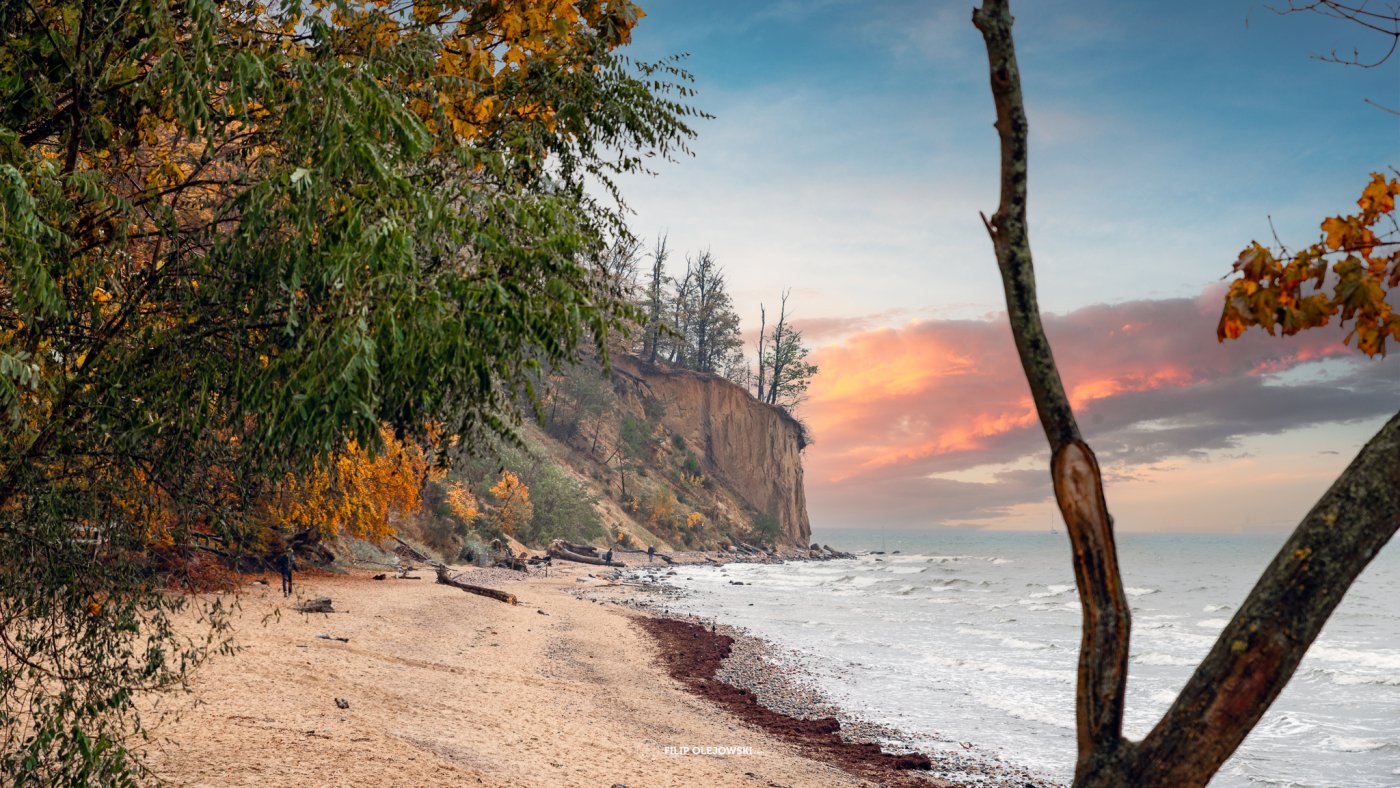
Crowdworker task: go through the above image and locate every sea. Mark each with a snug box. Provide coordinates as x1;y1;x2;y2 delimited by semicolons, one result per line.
654;529;1400;787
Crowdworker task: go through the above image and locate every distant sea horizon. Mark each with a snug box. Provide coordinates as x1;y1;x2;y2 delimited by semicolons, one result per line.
661;528;1400;787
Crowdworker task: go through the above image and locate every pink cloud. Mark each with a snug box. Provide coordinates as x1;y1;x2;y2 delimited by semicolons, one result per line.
799;289;1398;528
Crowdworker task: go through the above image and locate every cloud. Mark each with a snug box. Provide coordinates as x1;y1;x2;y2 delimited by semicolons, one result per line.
801;289;1400;528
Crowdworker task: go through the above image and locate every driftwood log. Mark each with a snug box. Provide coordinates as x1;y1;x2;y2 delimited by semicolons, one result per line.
549;542;624;567
615;547;675;565
435;566;517;605
492;556;528;572
295;597;335;613
392;535;434;564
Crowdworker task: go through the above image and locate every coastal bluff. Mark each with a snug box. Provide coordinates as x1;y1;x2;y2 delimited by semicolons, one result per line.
612;355;812;548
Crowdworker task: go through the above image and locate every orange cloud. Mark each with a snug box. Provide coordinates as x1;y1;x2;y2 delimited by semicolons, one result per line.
797;291;1394;529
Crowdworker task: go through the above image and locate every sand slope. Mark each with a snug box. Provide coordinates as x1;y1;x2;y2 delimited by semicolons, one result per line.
146;566;864;787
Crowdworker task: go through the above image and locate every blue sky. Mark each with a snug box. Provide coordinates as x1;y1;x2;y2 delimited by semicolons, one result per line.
614;1;1399;532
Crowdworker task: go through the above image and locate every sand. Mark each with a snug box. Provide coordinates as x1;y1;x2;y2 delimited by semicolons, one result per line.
144;562;869;787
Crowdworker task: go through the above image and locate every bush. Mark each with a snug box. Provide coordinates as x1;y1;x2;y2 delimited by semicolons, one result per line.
520;465;603;546
620;414;654;459
643;395;666;424
751;512;782;546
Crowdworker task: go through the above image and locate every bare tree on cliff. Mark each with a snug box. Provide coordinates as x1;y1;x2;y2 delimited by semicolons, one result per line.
970;3;1399;786
641;236;670;364
658;250;743;374
753;291;819;409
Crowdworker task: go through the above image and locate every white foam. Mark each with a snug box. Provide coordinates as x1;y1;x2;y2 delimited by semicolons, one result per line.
1308;644;1400;672
1203;604;1232;613
1029;584;1074;599
1197;618;1229;628
1256;712;1315;738
1124;587;1158;597
1323;735;1395;753
1133;652;1197;667
1001;636;1050;651
1149;689;1178;705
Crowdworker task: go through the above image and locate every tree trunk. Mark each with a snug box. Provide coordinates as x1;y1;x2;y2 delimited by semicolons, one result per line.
971;3;1400;786
435;567;518;605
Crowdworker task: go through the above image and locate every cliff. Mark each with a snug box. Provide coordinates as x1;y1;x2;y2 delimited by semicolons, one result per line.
519;354;812;550
609;356;812;548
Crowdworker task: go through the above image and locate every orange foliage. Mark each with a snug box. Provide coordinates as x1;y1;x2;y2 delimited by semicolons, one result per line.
267;426;429;541
1220;173;1400;356
444;480;480;523
488;470;533;536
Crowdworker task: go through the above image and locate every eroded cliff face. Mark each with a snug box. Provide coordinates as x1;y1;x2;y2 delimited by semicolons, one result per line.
611;356;812;548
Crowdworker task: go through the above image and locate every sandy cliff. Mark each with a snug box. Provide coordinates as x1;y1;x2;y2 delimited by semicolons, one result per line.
610;355;812;548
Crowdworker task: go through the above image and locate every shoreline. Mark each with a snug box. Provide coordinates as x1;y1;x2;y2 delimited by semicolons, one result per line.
143;550;1054;786
585;560;1060;788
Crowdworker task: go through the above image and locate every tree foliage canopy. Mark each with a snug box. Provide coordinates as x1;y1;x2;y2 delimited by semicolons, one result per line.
1219;172;1400;356
0;0;697;778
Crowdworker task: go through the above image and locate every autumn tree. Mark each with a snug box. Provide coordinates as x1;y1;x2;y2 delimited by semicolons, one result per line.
0;0;698;779
752;290;819;409
266;427;433;544
970;3;1398;786
488;470;534;537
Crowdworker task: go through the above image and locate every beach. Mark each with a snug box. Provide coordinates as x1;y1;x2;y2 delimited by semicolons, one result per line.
144;557;941;787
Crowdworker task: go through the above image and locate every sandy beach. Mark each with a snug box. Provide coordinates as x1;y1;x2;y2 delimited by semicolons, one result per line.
144;558;925;787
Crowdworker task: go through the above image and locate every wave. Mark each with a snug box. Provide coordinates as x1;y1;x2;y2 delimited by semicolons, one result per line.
1203;604;1232;613
1307;644;1400;672
1322;735;1400;754
1133;652;1197;667
1254;711;1315;739
1124;587;1158;597
1196;618;1230;628
1028;584;1075;599
1301;666;1400;687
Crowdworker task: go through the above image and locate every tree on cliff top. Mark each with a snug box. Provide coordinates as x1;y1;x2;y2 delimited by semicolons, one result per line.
751;289;819;409
0;0;698;778
970;2;1397;786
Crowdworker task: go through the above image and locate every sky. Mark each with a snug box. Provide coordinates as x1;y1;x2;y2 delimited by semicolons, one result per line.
612;0;1400;533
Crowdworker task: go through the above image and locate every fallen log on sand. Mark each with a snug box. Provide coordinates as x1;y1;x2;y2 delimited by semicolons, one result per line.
435;566;517;605
549;542;624;567
615;547;675;565
392;535;434;564
295;597;335;613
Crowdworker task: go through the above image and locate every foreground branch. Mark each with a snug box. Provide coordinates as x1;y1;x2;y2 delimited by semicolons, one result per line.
1133;411;1400;784
972;1;1131;779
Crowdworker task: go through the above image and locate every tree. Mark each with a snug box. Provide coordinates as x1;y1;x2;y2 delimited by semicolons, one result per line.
651;247;742;373
971;3;1399;786
754;290;819;408
488;470;533;538
641;235;670;363
266;427;433;543
0;0;698;778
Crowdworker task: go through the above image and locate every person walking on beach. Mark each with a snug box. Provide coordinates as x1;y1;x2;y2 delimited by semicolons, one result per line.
647;544;655;563
603;548;613;565
276;548;296;597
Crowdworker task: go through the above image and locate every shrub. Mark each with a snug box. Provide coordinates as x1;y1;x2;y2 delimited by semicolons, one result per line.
520;465;603;546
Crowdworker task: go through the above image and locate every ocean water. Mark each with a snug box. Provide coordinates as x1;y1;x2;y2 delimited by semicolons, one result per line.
655;529;1400;787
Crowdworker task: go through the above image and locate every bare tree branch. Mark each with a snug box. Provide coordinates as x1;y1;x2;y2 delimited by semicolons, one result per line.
972;3;1132;780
